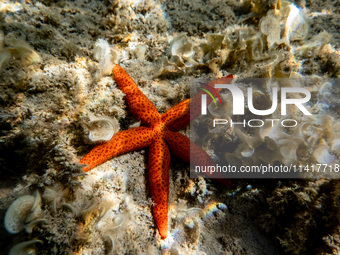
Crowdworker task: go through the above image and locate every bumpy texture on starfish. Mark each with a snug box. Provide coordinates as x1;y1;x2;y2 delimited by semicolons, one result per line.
80;64;233;239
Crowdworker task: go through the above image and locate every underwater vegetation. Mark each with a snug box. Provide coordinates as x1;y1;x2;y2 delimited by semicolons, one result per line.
0;0;339;254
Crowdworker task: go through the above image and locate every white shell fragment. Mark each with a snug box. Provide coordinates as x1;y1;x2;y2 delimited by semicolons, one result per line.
97;209;125;232
134;44;147;60
320;82;332;97
9;240;43;255
241;146;255;158
260;13;281;48
87;112;119;142
169;34;193;58
313;145;335;164
208;93;233;118
260;1;308;48
155;33;199;76
93;38;115;77
332;139;340;152
278;139;300;161
285;3;308;41
4;195;35;234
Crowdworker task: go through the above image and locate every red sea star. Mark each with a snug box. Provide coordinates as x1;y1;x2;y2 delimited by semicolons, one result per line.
80;64;233;239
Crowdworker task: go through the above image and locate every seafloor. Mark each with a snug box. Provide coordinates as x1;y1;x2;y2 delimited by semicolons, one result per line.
0;0;339;254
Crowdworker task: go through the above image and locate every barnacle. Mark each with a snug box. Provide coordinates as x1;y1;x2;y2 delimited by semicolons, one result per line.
169;33;194;59
225;25;252;51
132;44;148;61
258;113;339;168
9;240;43;255
225;126;283;166
87;112;119;142
4;195;35;234
156;21;286;77
4;192;42;234
260;1;308;48
222;25;271;71
156;34;197;77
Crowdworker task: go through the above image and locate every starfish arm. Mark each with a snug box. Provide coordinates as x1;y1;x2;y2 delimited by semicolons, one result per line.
164;130;233;187
112;64;161;127
164;130;196;163
148;136;170;239
80;127;154;172
161;75;234;132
